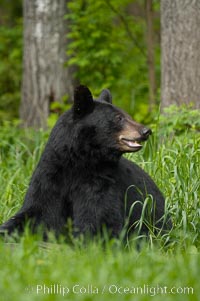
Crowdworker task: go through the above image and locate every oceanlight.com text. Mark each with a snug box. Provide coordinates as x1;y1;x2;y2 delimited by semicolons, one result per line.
25;283;194;296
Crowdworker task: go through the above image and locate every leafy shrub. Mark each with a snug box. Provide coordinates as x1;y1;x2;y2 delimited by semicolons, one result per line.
0;21;22;120
66;0;158;121
48;97;72;128
159;105;200;135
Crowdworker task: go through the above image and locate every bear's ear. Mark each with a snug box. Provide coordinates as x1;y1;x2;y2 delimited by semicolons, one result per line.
98;89;112;104
73;85;94;118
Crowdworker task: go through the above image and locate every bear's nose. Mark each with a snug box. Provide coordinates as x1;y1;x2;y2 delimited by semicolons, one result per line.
140;127;152;138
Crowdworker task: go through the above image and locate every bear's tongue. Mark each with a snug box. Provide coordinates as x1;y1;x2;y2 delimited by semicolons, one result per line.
122;139;141;148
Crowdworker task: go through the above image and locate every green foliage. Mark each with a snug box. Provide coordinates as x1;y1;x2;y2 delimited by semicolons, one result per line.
159;105;200;135
0;121;49;221
47;97;72;128
0;0;22;25
67;0;123;87
0;21;23;120
0;0;161;123
66;0;157;120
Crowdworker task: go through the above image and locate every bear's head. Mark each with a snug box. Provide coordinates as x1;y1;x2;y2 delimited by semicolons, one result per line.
70;85;152;164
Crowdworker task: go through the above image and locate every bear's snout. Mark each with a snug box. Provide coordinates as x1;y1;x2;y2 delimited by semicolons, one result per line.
139;127;152;140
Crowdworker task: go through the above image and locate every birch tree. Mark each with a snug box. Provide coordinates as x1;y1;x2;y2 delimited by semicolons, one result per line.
20;0;75;128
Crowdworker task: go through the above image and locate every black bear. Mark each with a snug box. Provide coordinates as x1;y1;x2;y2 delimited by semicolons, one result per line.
0;85;171;239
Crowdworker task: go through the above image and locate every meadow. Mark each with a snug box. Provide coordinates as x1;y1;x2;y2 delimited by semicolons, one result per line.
0;109;199;301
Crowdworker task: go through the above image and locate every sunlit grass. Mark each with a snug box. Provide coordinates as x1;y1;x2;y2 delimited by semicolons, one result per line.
127;131;200;248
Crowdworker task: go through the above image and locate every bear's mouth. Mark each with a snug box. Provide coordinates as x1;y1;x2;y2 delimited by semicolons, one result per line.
118;120;152;153
121;138;142;150
119;136;145;152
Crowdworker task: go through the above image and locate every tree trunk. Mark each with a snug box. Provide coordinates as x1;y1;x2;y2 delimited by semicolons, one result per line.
20;0;75;128
161;0;200;109
145;0;156;111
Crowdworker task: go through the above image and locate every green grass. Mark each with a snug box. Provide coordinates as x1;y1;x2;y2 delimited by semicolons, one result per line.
0;120;200;301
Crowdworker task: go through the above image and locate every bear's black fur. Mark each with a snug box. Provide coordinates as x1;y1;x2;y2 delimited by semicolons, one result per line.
0;85;171;239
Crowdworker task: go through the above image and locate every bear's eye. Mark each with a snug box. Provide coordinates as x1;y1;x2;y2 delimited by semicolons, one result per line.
116;114;124;123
